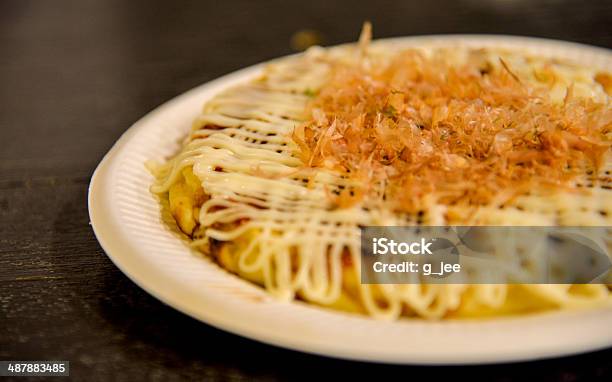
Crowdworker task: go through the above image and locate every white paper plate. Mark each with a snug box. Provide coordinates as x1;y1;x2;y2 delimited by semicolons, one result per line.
89;35;612;364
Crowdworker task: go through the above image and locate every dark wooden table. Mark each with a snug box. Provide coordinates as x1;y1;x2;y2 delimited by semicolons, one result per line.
1;0;611;380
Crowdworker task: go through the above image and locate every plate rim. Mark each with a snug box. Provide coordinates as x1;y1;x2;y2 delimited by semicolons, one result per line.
89;34;612;365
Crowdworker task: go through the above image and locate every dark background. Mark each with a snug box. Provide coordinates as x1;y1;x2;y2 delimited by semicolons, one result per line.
1;0;611;380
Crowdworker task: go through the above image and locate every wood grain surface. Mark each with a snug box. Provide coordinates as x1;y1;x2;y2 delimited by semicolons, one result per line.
0;1;611;380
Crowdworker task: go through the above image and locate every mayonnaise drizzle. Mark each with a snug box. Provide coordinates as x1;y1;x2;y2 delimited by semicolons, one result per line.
151;45;611;319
